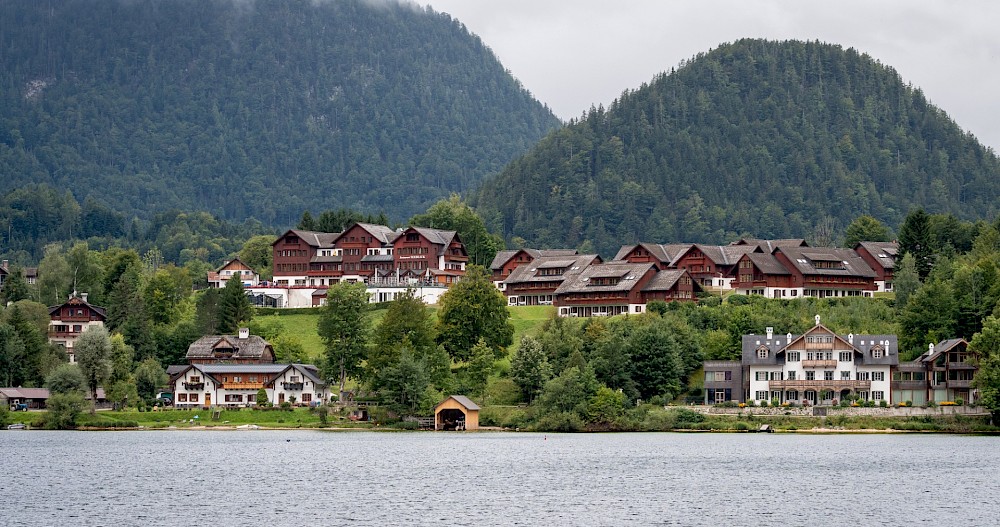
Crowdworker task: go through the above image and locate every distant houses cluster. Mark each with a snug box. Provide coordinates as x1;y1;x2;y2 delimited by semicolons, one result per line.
490;238;898;317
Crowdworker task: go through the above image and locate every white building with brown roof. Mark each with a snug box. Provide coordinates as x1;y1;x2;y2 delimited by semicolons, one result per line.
185;328;275;365
48;294;107;363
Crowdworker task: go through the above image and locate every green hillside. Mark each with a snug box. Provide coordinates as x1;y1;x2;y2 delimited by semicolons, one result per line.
0;0;559;227
474;39;1000;255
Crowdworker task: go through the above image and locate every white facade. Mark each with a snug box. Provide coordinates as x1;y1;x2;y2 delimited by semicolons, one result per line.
172;364;331;408
745;323;896;405
736;286;873;299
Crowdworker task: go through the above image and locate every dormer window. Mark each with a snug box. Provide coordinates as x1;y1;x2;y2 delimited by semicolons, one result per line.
757;346;769;359
871;345;884;359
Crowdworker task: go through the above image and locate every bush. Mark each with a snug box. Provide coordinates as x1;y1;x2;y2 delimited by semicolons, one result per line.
534;411;584;432
0;405;9;427
45;393;90;430
879;400;888;408
955;398;965;406
80;420;140;429
280;401;293;411
395;420;419;430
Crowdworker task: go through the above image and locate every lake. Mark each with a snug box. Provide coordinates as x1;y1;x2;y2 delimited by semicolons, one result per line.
1;430;997;526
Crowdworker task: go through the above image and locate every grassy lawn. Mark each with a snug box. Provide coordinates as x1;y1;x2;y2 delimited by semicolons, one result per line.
507;305;554;351
78;408;376;429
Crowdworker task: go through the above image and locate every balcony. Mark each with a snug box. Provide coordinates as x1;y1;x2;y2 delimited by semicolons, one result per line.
948;362;976;370
947;379;973;389
769;380;871;391
801;360;837;369
282;382;304;391
183;382;205;390
222;382;265;390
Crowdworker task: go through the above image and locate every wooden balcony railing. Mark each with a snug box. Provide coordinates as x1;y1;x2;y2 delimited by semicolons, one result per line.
801;360;837;369
183;382;205;390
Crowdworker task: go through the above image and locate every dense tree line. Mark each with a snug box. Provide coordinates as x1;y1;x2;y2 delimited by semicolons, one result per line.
0;0;559;228
475;39;1000;256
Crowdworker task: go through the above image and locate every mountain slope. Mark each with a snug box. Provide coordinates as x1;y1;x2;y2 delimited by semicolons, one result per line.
0;0;559;225
474;39;1000;256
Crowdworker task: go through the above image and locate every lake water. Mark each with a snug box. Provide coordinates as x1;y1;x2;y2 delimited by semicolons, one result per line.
1;430;997;526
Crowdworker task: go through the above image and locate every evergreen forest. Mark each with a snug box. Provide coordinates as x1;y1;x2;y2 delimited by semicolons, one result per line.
0;0;559;229
475;39;1000;256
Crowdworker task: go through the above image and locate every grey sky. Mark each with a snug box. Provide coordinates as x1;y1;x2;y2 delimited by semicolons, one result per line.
424;1;1000;151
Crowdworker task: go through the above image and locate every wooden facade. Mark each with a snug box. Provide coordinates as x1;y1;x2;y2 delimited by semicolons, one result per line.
48;295;107;363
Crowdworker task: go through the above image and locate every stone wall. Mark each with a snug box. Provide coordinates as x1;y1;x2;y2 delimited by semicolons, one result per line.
689;405;989;417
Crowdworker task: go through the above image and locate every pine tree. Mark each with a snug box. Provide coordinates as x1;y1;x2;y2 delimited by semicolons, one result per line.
216;274;252;334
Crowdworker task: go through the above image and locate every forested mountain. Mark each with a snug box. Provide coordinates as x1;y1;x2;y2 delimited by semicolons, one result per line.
474;39;1000;256
0;0;559;227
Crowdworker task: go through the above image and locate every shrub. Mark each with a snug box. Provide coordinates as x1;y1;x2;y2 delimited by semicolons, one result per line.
395;420;419;430
905;400;912;407
759;400;768;408
45;393;90;430
955;398;965;406
280;401;293;411
534;411;584;432
879;400;888;408
926;400;937;408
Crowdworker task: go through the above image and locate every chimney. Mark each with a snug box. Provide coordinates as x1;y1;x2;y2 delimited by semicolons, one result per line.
239;328;250;339
848;333;854;344
814;314;821;326
766;327;773;340
786;332;792;342
80;292;88;303
1;259;7;269
928;343;934;354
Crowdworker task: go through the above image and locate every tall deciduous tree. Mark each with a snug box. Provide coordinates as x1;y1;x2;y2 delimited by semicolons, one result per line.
409;194;503;267
318;281;369;398
436;265;513;361
1;265;31;305
377;348;429;415
369;289;438;381
134;358;168;402
844;215;891;247
217;274;252;334
238;235;275;279
893;253;920;309
75;326;112;408
45;363;86;395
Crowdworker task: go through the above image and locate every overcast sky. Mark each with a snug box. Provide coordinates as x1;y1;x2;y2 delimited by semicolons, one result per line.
424;1;1000;151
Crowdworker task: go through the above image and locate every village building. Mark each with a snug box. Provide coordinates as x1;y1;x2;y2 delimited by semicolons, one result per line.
391;226;467;285
732;246;878;298
271;229;340;287
184;328;276;365
0;260;37;288
502;253;601;306
894;339;977;405
743;317;897;405
170;362;330;408
553;262;698;317
854;241;899;292
703;361;744;405
490;248;579;288
671;244;758;290
207;258;260;289
333;222;399;283
47;294;107;363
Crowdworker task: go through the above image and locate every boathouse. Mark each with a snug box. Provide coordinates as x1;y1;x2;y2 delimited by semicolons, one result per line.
434;395;480;430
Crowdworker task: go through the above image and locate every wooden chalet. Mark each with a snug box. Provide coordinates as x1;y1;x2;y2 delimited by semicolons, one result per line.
730;238;809;252
854;241;899;293
392;227;467;284
207;258;259;289
502;253;601;306
732;246;877;299
333;222;398;280
554;262;697;317
271;229;340;287
48;294;107;363
672;244;757;289
912;339;976;405
490;248;579;284
185;328;276;364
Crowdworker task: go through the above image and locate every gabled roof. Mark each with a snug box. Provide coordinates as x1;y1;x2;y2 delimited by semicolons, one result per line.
216;258;256;273
642;269;689;292
613;243;692;265
731;238;809;253
490;250;521;270
48;296;108;319
185;335;274;361
503;254;599;286
335;222;398;245
490;248;579;271
688;244;757;267
746;252;792;275
436;395;480;411
555;261;655;294
776;246;877;278
272;229;340;248
920;338;970;362
855;241;899;270
742;323;898;366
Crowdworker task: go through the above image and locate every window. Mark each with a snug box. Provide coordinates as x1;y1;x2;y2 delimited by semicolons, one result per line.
189;394;199;402
755;391;768;401
839;352;852;362
787;371;796;380
290;376;300;383
857;371;870;381
225;394;243;402
177;393;188;402
249;375;257;382
858;391;870;401
824;371;834;381
190;376;201;383
872;391;884;401
302;393;312;402
787;352;800;362
769;371;782;381
871;345;884;359
806;352;814;361
757;346;768;359
755;371;768;381
840;371;851;380
714;372;727;382
806;371;816;381
872;371;885;382
233;376;242;383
